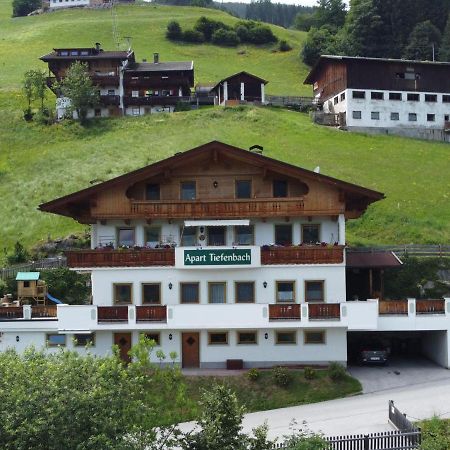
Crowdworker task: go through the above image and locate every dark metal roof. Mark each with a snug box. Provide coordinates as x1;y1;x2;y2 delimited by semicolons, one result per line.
126;61;194;72
211;71;268;91
346;251;403;268
40;49;133;62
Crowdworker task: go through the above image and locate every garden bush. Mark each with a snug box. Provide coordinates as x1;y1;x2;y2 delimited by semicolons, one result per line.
194;16;230;41
279;39;292;52
328;362;347;381
247;367;261;382
247;25;278;44
272;366;293;387
182;29;205;43
303;367;317;380
211;28;240;47
166;20;182;40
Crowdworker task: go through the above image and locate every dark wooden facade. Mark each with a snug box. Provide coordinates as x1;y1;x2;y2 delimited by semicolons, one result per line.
211;71;267;103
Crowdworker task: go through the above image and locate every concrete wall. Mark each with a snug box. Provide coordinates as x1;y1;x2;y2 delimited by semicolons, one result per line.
422;330;449;368
49;0;89;9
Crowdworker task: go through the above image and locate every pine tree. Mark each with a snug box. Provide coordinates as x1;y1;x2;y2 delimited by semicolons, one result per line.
439;14;450;61
403;20;441;60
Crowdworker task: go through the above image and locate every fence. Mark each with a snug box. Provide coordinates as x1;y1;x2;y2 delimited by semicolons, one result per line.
266;95;315;108
348;244;450;258
0;257;67;281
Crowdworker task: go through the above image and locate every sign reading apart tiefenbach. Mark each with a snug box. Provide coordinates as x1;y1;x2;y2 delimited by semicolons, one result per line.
184;249;251;266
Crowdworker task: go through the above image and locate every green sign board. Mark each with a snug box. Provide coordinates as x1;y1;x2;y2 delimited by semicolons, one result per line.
184;249;251;266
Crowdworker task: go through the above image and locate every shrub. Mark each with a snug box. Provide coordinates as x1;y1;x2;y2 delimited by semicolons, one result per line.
23;107;34;122
166;20;182;40
211;28;240;47
328;362;346;381
7;241;29;264
182;29;205;43
235;24;250;42
279;39;292;52
304;367;317;380
12;0;40;17
247;368;260;382
194;16;229;41
272;366;293;387
247;25;278;44
175;101;191;112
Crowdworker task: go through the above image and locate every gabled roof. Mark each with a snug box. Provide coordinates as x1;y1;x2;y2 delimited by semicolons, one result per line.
346;251;403;268
211;71;268;91
126;61;194;72
39;141;384;221
40;49;134;62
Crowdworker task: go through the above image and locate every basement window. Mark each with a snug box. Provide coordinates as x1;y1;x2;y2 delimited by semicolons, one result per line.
352;111;362;119
276;331;296;344
427;114;435;122
408;113;417;122
390;112;399;121
237;331;257;344
304;330;326;344
371;111;380;120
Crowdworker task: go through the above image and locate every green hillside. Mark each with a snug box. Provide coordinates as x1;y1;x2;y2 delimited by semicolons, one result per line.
0;2;449;260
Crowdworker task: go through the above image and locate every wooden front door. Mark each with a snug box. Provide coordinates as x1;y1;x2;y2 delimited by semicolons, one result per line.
182;332;200;368
114;332;132;363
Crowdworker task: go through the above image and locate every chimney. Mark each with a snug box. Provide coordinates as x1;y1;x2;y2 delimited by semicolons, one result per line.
249;144;263;154
95;42;101;52
153;53;159;64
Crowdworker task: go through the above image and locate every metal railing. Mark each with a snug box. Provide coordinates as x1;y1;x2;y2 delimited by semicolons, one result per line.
0;257;67;281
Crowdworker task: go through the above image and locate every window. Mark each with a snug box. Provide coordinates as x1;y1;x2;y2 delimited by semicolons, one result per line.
302;224;320;244
304;330;325;344
273;180;288;198
117;228;135;247
208;332;228;345
47;334;66;347
425;94;437;102
407;93;419;101
144;332;160;345
445;115;449;121
235;226;254;245
23;281;30;288
390;112;399;121
180;282;199;303
145;183;160;200
132;107;140;116
114;283;133;304
371;111;380;120
333;96;338;105
132;90;139;98
276;281;295;303
371;91;383;100
389;92;402;101
275;224;292;246
207;226;226;246
235;180;252;199
305;281;324;302
180;181;196;200
107;89;115;95
74;333;95;347
340;92;345;101
80;50;89;55
427;114;435;122
237;331;257;344
352;111;362;119
408;113;417;122
145;226;160;247
235;282;255;303
209;282;226;304
276;331;296;344
443;95;450;103
352;91;365;99
181;227;197;246
94;109;101;117
142;283;161;304
70;50;78;56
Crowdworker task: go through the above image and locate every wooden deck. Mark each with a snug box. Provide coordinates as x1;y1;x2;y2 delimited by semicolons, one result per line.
261;245;344;265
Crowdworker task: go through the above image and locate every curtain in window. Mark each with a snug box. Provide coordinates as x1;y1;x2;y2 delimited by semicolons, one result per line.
182;284;198;303
210;284;225;303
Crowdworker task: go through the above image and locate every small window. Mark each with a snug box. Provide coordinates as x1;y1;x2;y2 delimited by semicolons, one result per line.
145;183;160;200
276;281;295;303
333;96;338;105
132;107;140;116
181;181;196;200
408;113;417;122
235;282;255;303
47;334;66;347
276;331;296;344
371;92;383;100
94;109;101;117
114;283;133;304
352;111;362;119
235;225;254;245
389;92;402;101
181;227;197;246
371;111;380;120
209;282;226;304
352;91;365;99
80;50;89;55
340;92;345;101
207;226;226;246
273;180;288;198
425;94;437;102
302;224;320;244
208;332;228;345
304;330;325;344
145;226;160;247
74;333;95;347
443;95;450;103
142;283;161;304
117;228;135;247
70;50;78;56
427;114;435;122
407;93;419;101
23;281;30;288
305;281;324;302
144;332;160;345
132;90;139;98
275;224;292;246
235;180;252;199
59;50;68;55
107;89;115;95
390;112;399;121
445;115;449;121
180;282;199;303
237;331;257;344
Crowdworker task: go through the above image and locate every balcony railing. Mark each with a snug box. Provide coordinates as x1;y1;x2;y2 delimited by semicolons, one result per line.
124;96;191;107
100;95;120;106
0;307;23;320
416;299;445;314
31;306;57;319
66;249;175;268
98;306;129;323
269;304;301;320
91;74;120;86
379;300;408;315
136;305;167;322
130;198;304;218
261;245;344;265
308;303;340;320
124;78;191;88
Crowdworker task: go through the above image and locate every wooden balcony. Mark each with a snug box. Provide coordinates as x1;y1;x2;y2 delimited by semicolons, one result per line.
416;299;445;315
0;307;23;320
124;96;190;107
130;198;304;219
261;245;344;265
99;95;120;106
308;303;341;320
124;77;190;88
66;249;175;268
379;300;408;315
31;306;57;319
136;305;167;322
98;306;128;323
269;304;301;320
91;74;120;86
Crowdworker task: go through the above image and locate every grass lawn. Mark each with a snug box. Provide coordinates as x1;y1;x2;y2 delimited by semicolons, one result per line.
420;417;450;449
183;369;362;420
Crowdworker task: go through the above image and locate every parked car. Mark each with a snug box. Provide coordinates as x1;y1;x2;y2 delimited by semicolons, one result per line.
359;341;389;365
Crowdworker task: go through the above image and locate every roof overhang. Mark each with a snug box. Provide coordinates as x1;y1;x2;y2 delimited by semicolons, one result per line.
346;251;403;269
184;220;250;227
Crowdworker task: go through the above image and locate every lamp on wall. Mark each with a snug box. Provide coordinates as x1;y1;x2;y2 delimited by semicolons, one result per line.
263;281;267;288
213;181;218;188
169;333;173;340
16;336;19;342
168;282;173;290
264;333;268;340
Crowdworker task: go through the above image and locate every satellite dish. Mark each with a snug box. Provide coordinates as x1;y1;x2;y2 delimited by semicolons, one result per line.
313;166;320;173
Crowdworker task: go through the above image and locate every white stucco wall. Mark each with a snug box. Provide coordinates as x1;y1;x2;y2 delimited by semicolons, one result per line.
48;0;89;9
421;330;449;368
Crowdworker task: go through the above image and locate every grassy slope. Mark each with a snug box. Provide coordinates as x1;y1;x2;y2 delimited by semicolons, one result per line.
0;1;449;257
